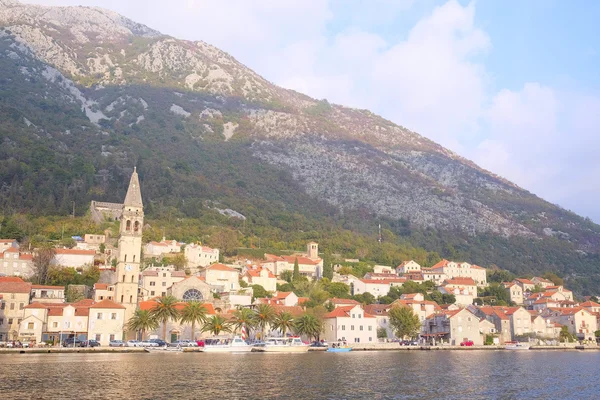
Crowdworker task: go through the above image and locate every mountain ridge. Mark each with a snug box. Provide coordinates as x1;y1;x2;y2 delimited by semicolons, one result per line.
1;0;600;293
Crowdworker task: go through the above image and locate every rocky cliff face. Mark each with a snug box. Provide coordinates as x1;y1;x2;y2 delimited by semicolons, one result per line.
1;0;599;253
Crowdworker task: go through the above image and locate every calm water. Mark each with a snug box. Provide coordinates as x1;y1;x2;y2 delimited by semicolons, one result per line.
0;351;598;399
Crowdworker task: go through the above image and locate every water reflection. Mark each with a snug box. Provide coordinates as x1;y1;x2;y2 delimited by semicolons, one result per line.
0;351;599;399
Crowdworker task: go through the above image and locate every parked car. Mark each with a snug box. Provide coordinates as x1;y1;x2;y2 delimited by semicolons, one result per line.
148;338;166;347
80;339;100;348
195;340;205;347
171;340;198;347
126;340;142;347
109;340;125;347
399;340;411;346
310;341;328;347
140;340;158;347
460;340;474;347
62;338;82;347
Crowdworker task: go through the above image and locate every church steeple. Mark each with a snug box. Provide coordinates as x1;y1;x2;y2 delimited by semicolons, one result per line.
123;167;143;208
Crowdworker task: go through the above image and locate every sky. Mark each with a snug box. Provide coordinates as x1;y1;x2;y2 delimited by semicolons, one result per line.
21;0;600;222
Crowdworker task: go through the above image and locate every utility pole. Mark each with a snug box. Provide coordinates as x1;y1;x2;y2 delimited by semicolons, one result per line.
72;201;75;218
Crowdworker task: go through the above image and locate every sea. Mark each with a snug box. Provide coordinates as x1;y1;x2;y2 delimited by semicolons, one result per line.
0;350;598;399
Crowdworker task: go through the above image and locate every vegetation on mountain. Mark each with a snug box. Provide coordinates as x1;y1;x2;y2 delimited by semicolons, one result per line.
0;2;600;296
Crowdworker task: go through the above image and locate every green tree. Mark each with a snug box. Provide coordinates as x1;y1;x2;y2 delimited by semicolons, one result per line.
326;282;350;298
377;327;388;339
180;301;209;341
542;272;564;287
201;315;232;336
255;304;276;339
292;258;300;281
280;270;293;283
231;307;257;336
251;284;270;300
126;309;159;340
150;295;180;341
272;311;295;337
388;306;421;339
32;246;56;285
171;253;188;271
352;292;376;305
66;286;84;302
322;252;333;280
559;326;574;343
294;313;323;341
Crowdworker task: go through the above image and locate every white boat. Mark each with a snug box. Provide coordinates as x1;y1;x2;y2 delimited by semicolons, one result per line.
252;337;310;353
202;336;252;353
504;342;530;350
144;346;185;353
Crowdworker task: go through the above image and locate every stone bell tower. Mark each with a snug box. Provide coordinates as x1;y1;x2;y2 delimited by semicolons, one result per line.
114;167;143;337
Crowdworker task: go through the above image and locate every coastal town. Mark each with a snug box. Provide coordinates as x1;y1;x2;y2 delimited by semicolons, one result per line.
1;170;598;351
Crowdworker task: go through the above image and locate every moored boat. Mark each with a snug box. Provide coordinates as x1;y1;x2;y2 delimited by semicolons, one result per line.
326;346;352;353
504;342;530;350
202;336;252;353
252;337;310;353
144;346;185;353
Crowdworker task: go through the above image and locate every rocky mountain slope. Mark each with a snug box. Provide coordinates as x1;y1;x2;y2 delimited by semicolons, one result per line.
1;0;600;291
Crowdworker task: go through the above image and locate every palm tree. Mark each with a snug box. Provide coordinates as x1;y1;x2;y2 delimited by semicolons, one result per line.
126;309;159;340
231;307;257;337
180;301;209;341
150;295;180;341
294;313;323;341
201;315;232;336
272;311;295;337
254;304;276;339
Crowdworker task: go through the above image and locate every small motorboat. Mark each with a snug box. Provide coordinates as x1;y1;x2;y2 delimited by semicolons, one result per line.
202;336;252;353
252;337;309;353
504;342;530;350
326;346;352;353
144;345;185;353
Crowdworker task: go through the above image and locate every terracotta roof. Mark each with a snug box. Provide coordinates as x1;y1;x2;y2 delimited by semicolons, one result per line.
297;297;309;305
324;306;355;318
364;304;391;316
32;284;64;290
90;299;126;309
206;263;237;272
245;268;276;278
444;277;477;286
515;278;534;285
360;278;406;284
431;259;450;268
580;301;600;307
471;264;485;270
330;298;360;305
280;256;320;265
55;248;96;255
0;239;16;243
142;270;159;276
94;283;109;290
272;305;304;317
273;291;294;299
5;247;19;253
171;271;186;277
0;280;32;293
0;276;26;282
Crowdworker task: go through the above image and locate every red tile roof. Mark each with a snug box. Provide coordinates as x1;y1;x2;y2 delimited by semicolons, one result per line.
330;298;360;305
206;263;237;272
0;280;32;293
94;283;109;290
245;268;276;278
0;277;26;282
444;277;477;286
32;285;64;290
90;299;126;309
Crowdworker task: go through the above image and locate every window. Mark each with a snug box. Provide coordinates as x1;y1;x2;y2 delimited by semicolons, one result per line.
97;313;103;320
10;303;14;310
8;318;13;325
19;303;24;310
183;289;203;302
368;326;372;331
162;292;166;296
0;318;3;325
53;322;58;328
95;334;101;341
358;314;362;319
162;282;166;287
150;282;156;286
129;296;133;303
351;325;354;331
65;322;70;328
131;276;135;283
163;273;167;278
110;334;115;341
111;313;117;320
151;291;155;296
352;314;355;319
28;322;34;329
369;337;372;342
341;325;345;331
330;325;334;331
360;326;363;331
354;338;360;343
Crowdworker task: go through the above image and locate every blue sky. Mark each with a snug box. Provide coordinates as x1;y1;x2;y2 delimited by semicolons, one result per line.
22;0;600;222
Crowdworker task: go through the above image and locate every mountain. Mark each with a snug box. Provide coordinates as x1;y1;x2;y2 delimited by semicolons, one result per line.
1;0;600;293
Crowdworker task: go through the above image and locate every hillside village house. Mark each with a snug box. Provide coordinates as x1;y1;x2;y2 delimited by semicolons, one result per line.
242;266;277;292
504;282;524;305
514;278;536;292
199;263;240;292
396;260;422;275
52;248;96;268
256;292;299;307
353;278;406;297
143;238;183;258
140;266;186;300
184;244;219;269
364;304;394;339
438;277;478;306
0;247;34;277
30;285;65;304
363;272;400;280
421;269;447;285
322;304;378;344
424;308;483;345
0;277;32;341
469;305;512;344
543;307;598;340
430;260;487;287
532;277;555;288
373;265;394;274
0;239;18;253
529;312;562;339
262;242;323;278
93;283;114;302
17;299;126;346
